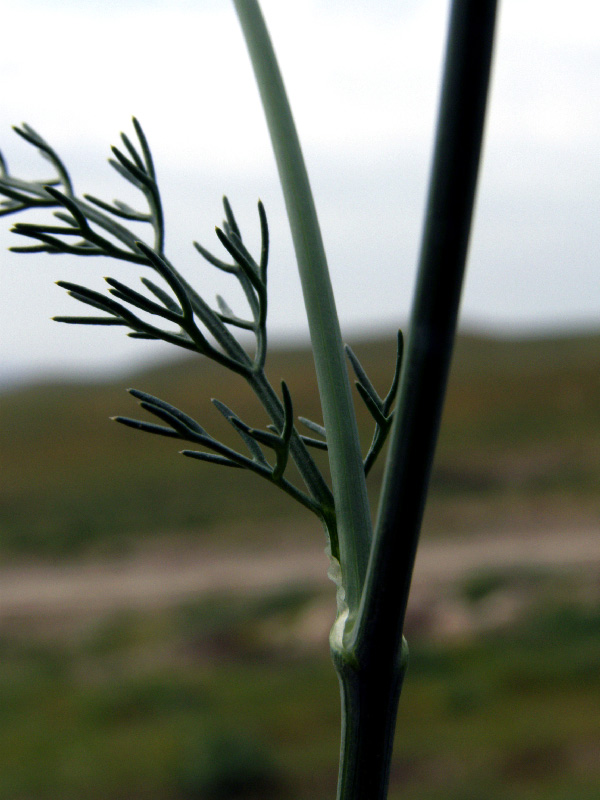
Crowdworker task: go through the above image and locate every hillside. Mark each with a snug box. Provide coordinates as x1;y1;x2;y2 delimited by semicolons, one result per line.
1;330;599;560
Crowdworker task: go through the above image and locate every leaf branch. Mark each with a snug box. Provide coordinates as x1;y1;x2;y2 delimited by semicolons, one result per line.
1;119;338;553
346;330;403;475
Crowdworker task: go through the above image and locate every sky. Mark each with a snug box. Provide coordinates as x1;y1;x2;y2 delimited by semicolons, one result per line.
1;0;599;387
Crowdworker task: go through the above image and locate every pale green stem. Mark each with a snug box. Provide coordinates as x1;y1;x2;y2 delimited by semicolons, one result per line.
233;0;372;613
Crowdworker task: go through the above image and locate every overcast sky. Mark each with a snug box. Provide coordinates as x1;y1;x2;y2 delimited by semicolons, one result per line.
1;0;599;386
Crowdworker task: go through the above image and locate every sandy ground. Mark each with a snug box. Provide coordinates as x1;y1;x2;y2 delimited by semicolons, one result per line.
1;524;598;626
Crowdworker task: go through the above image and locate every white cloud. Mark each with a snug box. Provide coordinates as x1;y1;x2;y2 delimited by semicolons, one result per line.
1;0;599;384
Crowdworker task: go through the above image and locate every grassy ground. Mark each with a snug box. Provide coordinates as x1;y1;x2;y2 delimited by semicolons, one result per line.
1;330;598;798
2;330;600;559
0;573;598;799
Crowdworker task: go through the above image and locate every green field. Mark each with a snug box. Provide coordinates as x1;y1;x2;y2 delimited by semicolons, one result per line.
2;330;600;558
1;577;598;799
1;330;599;799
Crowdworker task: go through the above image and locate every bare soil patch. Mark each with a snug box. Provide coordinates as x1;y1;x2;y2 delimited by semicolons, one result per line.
1;523;597;633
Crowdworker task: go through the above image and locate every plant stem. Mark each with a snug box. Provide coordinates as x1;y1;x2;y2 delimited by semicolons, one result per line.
332;637;409;800
337;1;498;798
233;0;372;612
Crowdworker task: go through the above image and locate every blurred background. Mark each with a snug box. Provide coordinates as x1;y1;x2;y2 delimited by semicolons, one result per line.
1;1;599;798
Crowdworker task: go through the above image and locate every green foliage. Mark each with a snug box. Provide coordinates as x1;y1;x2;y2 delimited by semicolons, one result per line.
172;728;282;800
0;592;597;799
461;570;510;605
0;118;410;571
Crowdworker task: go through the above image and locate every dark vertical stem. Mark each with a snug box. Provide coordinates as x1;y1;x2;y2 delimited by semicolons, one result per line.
333;640;409;800
363;0;498;654
336;2;498;798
